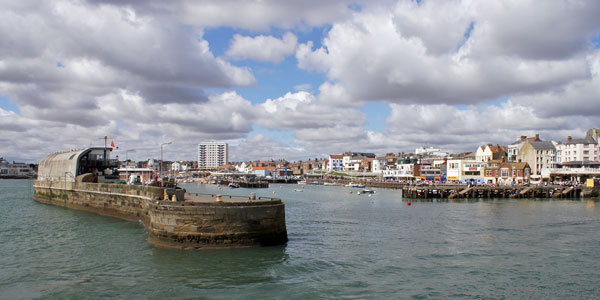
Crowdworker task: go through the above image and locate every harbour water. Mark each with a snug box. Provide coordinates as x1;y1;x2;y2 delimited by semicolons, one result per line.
2;179;600;299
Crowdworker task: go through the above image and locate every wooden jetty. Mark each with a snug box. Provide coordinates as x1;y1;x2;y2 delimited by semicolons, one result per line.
402;185;598;200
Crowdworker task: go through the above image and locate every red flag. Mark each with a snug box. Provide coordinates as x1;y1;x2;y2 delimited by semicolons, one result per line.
111;140;115;147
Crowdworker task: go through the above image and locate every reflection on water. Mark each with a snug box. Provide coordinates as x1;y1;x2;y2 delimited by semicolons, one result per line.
2;180;600;299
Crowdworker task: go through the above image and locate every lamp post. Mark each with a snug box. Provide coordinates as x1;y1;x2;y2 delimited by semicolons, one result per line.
160;142;172;182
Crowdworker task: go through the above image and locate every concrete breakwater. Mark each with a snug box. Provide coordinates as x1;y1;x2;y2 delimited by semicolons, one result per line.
33;180;287;249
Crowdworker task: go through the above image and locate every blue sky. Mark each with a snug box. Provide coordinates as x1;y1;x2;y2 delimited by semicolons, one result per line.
0;96;19;114
1;0;600;162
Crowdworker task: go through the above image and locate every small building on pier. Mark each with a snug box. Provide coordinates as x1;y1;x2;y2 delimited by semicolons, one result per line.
542;161;600;183
37;147;119;182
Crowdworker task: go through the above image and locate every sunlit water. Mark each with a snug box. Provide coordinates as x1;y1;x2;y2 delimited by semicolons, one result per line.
2;179;600;299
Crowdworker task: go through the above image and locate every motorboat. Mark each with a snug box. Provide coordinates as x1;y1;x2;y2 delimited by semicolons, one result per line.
228;183;240;189
361;189;375;194
345;182;365;188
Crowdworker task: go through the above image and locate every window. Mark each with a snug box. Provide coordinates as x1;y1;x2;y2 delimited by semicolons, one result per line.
501;168;509;178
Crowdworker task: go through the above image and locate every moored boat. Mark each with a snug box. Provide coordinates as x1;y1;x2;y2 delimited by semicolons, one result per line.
345;182;365;188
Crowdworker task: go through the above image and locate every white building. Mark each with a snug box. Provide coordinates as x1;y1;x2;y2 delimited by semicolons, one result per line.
372;156;387;174
446;159;486;184
236;162;250;173
198;142;228;168
0;161;35;177
555;136;599;163
415;146;449;157
327;155;344;172
171;161;190;172
342;155;361;171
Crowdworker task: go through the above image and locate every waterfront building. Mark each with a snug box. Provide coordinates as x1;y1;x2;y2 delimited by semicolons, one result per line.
198;142;228;169
461;160;486;184
0;160;36;178
314;158;327;171
218;164;236;172
360;157;373;172
446;159;462;183
555;136;599;163
251;166;269;177
382;163;416;180
37;147;119;182
342;152;375;171
418;163;445;182
586;128;600;145
372;156;386;174
117;167;156;184
507;134;541;162
327;154;344;172
235;161;250;173
475;144;507;162
496;162;531;184
542;160;600;183
517;141;556;178
483;160;502;183
446;159;486;184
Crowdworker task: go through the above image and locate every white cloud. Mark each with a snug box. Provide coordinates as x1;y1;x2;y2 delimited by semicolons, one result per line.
2;0;600;162
178;0;356;30
383;101;590;153
226;32;298;63
231;134;307;161
297;0;600;105
296;41;331;73
257;91;365;130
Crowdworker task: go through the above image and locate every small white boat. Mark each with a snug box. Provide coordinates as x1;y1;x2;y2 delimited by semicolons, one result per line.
293;189;304;192
323;182;337;186
345;182;365;188
361;189;375;194
297;181;308;184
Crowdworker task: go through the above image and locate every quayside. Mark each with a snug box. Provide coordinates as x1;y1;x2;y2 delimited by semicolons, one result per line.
33;147;287;249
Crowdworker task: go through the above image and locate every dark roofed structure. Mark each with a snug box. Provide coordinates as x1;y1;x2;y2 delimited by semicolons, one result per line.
529;141;556;151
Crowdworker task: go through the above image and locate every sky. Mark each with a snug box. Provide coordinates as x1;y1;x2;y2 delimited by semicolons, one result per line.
1;0;600;163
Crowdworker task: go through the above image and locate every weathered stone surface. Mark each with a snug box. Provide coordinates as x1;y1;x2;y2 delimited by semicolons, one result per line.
33;180;287;249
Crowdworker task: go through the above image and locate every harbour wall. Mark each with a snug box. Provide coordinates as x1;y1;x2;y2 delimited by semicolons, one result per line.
33;180;287;249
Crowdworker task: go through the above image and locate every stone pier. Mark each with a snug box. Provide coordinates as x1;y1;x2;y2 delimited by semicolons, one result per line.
33;181;287;249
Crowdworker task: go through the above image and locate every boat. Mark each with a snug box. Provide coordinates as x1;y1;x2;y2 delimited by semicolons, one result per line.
345;182;365;188
228;183;240;189
323;182;338;186
298;181;308;184
293;189;304;192
361;189;375;194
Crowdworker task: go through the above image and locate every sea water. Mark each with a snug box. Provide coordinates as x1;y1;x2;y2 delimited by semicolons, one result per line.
2;179;600;299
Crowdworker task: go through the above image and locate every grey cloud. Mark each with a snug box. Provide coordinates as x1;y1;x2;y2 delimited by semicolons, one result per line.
138;85;208;104
472;1;600;60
